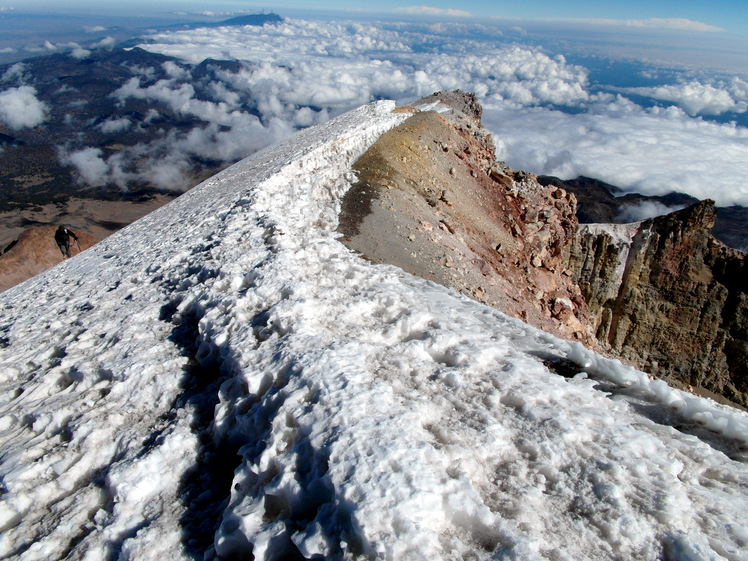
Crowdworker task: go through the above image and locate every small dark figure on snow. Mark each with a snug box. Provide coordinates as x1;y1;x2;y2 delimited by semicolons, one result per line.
54;226;79;258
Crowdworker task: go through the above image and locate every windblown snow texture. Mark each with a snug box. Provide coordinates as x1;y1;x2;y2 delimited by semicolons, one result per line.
0;100;747;561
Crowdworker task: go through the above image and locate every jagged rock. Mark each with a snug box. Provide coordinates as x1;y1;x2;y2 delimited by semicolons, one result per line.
338;91;594;347
551;297;574;321
567;200;748;406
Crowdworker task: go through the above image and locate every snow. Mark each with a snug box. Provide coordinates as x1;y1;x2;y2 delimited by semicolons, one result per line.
1;100;748;561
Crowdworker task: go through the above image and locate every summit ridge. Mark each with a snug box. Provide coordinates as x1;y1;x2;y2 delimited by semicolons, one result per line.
0;97;746;561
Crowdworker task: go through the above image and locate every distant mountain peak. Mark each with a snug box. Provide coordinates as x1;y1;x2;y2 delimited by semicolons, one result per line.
215;13;283;27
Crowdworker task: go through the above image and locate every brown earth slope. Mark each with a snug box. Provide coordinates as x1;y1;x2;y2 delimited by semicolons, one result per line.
339;91;595;347
0;194;176;293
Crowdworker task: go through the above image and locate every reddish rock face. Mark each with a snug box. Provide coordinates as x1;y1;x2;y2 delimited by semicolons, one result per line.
339;90;748;408
0;226;98;293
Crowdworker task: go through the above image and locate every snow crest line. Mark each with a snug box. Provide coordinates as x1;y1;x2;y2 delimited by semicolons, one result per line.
0;101;409;560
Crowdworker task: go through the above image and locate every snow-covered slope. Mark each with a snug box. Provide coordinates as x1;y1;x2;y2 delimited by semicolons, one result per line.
1;100;747;561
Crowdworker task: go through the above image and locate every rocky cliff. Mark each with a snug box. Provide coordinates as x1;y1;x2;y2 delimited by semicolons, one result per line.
339;91;748;408
569;201;748;406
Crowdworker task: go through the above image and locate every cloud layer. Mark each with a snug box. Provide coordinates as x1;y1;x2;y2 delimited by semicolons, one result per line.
396;6;472;18
130;19;748;205
50;18;748;205
544;17;723;33
484;99;748;206
623;78;748;116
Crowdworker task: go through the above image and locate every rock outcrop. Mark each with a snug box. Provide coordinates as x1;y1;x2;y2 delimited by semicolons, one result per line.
339;90;748;408
568;200;748;406
339;91;594;346
0;226;97;293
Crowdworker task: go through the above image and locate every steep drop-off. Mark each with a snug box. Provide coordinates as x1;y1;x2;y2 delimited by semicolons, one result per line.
339;91;748;407
339;92;592;346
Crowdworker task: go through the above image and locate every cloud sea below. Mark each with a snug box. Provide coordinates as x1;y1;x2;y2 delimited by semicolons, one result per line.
129;17;748;207
3;15;748;211
0;99;746;560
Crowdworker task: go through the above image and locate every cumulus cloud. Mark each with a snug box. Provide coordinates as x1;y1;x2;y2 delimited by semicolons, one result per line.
70;45;92;60
59;147;109;186
93;37;116;49
59;144;183;191
0;86;48;129
113;77;242;125
483;98;748;206
65;17;745;206
623;79;748;116
98;117;132;133
138;20;590;110
1;63;25;83
59;112;294;192
162;61;188;80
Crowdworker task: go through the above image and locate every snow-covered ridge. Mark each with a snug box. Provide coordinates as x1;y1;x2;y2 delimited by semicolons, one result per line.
1;101;747;560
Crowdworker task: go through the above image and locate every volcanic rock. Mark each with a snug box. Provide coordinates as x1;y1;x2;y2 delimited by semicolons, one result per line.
567;200;748;406
338;91;594;346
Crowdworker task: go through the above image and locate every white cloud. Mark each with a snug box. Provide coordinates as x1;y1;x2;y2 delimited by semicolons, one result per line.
616;201;687;222
138;21;589;110
71;45;92;60
542;17;723;33
113;77;242;125
59;108;295;191
84;25;107;33
1;62;25;83
162;61;187;80
623;79;748;116
484;97;748;206
396;6;472;18
125;65;157;80
0;86;48;129
104;18;748;205
98;117;132;133
94;36;116;49
59;147;109;186
626;18;723;32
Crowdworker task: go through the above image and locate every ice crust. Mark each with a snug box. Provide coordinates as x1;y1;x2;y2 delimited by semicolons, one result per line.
0;100;747;560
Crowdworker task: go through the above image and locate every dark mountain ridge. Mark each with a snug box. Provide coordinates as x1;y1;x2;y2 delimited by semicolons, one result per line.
538;175;748;252
0;46;281;219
